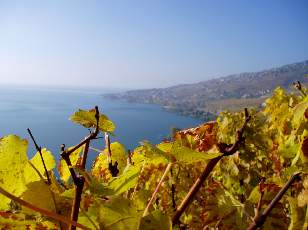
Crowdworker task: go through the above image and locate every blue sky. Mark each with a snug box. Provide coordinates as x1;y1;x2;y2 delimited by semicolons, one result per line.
0;0;307;88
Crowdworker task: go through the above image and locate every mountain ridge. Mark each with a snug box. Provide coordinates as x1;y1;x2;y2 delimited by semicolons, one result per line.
104;60;308;120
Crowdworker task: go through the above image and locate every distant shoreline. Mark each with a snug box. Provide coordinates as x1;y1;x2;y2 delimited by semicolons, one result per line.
103;59;308;120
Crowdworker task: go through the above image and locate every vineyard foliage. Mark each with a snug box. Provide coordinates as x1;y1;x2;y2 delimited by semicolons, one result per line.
0;85;307;229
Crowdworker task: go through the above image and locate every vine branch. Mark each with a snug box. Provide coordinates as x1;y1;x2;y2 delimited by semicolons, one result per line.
172;155;223;224
70;176;85;230
27;128;51;184
127;149;133;166
143;162;172;217
61;106;100;159
105;133;119;177
60;106;100;230
246;172;301;230
293;81;306;96
132;162;146;198
81;139;90;170
254;177;265;219
172;108;251;224
0;185;90;230
170;165;178;210
27;161;62;228
218;108;251;155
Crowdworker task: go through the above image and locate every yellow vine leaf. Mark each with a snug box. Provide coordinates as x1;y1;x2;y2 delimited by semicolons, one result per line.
21;180;56;213
0;135;29;210
140;210;172;230
92;142;127;180
70;108;115;133
98;196;140;230
24;148;56;183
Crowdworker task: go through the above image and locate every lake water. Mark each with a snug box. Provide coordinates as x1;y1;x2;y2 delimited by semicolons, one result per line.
0;86;202;167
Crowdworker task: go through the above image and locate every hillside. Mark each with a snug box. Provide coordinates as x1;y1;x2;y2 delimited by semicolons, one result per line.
105;60;308;120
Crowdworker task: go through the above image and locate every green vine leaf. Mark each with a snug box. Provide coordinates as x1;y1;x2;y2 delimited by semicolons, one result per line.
92;142;127;181
20;180;56;214
140;210;172;230
107;164;141;195
24;148;56;183
170;142;222;163
98;196;141;230
30;148;55;173
288;197;307;230
0;211;59;229
70;108;115;133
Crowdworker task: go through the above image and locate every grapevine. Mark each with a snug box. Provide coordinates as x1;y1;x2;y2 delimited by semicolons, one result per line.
0;82;307;229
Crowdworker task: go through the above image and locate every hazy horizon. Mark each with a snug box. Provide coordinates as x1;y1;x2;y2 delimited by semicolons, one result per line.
1;58;307;91
1;0;308;88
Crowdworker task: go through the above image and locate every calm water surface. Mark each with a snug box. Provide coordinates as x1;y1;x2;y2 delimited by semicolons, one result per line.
0;86;202;167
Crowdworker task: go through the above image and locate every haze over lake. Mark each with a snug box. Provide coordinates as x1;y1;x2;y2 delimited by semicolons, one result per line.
0;85;201;166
